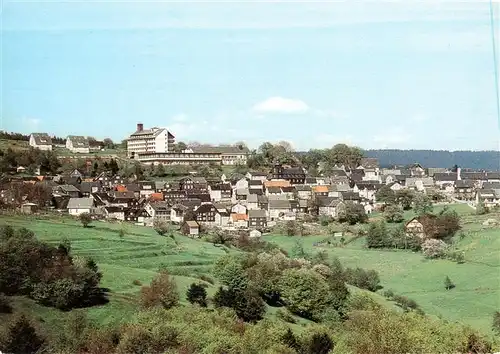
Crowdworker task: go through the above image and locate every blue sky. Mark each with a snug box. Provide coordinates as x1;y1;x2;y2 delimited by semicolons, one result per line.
1;1;499;150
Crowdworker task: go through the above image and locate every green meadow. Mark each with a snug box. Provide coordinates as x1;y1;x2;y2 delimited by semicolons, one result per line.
1;202;498;335
267;203;500;334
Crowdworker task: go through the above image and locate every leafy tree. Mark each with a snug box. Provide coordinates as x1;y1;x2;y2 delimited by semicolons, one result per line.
444;276;455;290
291;239;308;259
337;202;367;225
279;268;341;320
103;138;114;149
366;221;389;248
213;255;248;291
1;314;44;354
413;194;433;215
108;158;119;175
476;200;489;215
79;213;92;228
344;267;381;292
421;239;448;258
492;311;500;334
395;189;415;210
383;204;404;223
328;143;363;169
140;270;179;309
212;287;265;322
305;332;334;354
281;328;301;352
375;185;396;204
186;283;207;307
153;218;170;236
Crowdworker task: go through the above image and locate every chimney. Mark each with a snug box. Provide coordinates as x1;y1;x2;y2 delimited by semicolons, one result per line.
457;167;461;180
137;123;144;132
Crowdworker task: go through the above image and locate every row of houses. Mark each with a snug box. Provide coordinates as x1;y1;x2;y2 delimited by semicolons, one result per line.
30;133;91;153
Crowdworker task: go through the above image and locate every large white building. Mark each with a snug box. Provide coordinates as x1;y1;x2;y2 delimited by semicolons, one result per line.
66;135;90;153
127;123;176;158
29;133;53;151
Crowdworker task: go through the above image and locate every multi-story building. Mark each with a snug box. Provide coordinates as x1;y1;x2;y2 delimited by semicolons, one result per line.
127;123;175;158
66;136;90;153
29;133;53;151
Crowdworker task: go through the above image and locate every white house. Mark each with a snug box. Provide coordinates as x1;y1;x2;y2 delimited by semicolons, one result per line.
66;136;90;153
29;133;52;151
67;197;94;216
126;123;176;158
231;203;247;215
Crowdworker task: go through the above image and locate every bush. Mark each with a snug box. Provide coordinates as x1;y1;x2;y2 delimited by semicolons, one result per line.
79;213;92;228
304;332;334;354
421;239;448;258
476;201;489;215
383;204;404;223
492;311;500;334
383;289;394;299
338;202;368;225
444;276;455;290
213;287;266;323
186;283;207;307
0;294;12;313
132;279;142;286
116;323;179;354
153;218;171;236
198;274;214;285
392;294;420;312
344;267;381;292
0;314;44;354
140;270;179;309
319;215;333;226
276;309;297;323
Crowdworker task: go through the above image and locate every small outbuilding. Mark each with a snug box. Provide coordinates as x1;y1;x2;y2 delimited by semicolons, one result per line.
181;220;200;237
249;229;262;238
20;202;38;214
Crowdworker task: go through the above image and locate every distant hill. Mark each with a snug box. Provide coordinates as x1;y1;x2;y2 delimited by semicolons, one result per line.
363;150;500;170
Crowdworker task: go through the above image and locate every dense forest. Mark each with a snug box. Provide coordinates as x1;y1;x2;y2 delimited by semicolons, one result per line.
363;150;500;170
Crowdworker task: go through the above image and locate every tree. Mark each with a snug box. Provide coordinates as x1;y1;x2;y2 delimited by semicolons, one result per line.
492;311;500;334
213;255;248;291
79;213;92;228
278;268;340;320
366;221;389;248
421;239;448;258
291;239;308;259
305;333;334;354
337;202;367;225
344;268;381;292
328;144;363;169
383;204;404;223
375;185;396;204
476;200;489;215
103;138;114;149
140;270;179;309
413;194;433;215
444;276;455;290
186;283;207;307
108;159;119;175
154;164;166;177
277;140;294;153
1;315;44;354
395;189;415;210
153;218;170;236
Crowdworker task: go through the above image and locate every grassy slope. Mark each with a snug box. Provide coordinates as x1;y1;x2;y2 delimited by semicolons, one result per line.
267;203;500;334
0;215;234;326
0;139;29;151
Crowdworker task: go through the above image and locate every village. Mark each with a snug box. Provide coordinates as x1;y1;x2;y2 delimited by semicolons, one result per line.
2;125;498;238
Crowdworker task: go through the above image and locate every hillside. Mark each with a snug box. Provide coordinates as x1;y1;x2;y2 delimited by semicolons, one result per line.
364;149;500;170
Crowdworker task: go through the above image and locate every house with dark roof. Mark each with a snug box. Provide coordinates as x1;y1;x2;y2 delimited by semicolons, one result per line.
53;184;81;198
317;197;344;218
294;185;312;200
358;158;380;181
66;136;90;153
195;203;230;227
248;209;267;229
78;181;102;197
454;180;475;200
434;172;458;187
190;145;250;165
247;193;259;210
179;176;208;191
270;163;306;184
29;133;52;151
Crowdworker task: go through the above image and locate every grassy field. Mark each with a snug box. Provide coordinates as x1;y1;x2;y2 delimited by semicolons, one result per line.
267;203;500;334
0;139;29;151
0;215;234;327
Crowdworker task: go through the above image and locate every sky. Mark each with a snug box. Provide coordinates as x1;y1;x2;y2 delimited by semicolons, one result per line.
1;0;500;151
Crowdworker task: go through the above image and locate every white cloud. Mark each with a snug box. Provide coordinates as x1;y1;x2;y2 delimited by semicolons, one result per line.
252;97;310;114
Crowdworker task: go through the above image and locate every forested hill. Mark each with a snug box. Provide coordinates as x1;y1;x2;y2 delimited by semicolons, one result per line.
363;150;500;170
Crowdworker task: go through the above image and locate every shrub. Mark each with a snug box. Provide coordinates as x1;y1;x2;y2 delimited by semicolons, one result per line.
338;202;368;225
186;283;207;307
304;332;334;354
79;213;92;228
0;294;12;313
492;311;500;334
153;218;170;236
392;294;420;312
276;309;297;323
132;279;142;286
318;215;333;226
421;239;448;258
281;328;301;352
0;314;44;354
383;289;394;299
198;274;214;285
213;287;266;323
444;276;455;290
366;221;389;248
116;323;179;354
213;254;248;291
383;204;404;223
476;200;489;215
140;270;179;309
344;267;381;292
